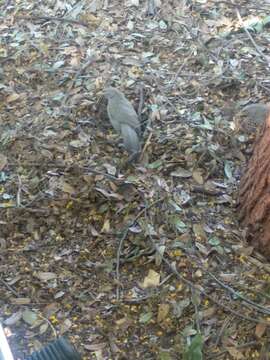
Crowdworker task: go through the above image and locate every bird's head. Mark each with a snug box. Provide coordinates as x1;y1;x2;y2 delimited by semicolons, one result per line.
104;87;123;101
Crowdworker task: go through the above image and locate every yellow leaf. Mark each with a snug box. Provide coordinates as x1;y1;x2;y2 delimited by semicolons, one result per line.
61;182;76;194
6;93;21;103
141;269;160;288
192;170;204;185
225;346;244;359
157;303;170;323
101;219;110;233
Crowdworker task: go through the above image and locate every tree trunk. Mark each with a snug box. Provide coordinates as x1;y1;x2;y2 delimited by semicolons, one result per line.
238;112;270;258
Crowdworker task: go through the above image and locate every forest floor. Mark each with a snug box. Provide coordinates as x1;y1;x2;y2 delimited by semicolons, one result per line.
1;1;270;359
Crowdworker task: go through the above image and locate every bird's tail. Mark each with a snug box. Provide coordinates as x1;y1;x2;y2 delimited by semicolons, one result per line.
121;124;141;156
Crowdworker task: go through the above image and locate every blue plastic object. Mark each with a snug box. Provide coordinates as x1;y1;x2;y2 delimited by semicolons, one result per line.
25;337;81;360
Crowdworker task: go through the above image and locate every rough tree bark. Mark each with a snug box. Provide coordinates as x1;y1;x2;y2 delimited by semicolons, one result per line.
238;112;270;258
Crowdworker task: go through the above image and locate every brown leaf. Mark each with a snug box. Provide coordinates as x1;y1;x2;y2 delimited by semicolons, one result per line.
157;303;170;323
0;153;7;171
4;311;22;326
255;323;267;338
225;346;244;359
95;187;123;200
42;303;60;318
171;167;192;178
35;272;57;281
10;298;31;305
61;181;76;195
59;319;72;334
193;223;207;241
6;93;21;103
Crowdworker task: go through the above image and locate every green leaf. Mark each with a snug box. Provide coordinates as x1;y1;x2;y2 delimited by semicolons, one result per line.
158;351;172;360
198;118;213;130
253;22;263;33
52;60;65;70
214;245;225;255
22;310;38;326
262;16;270;27
224;161;233;181
168;199;182;212
139;311;153;324
170;216;187;233
183;334;203;360
147;159;163;169
208;237;220;246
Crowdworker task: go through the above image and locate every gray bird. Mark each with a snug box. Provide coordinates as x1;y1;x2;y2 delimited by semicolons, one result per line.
239;103;269;133
104;87;141;159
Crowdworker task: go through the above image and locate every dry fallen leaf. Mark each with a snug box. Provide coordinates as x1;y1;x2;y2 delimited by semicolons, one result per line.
101;219;110;233
4;311;22;326
255;323;267;338
61;181;76;195
0;153;7;170
10;298;31;305
35;272;57;281
192;170;204;185
193;223;207;241
6;92;21;103
22;309;38;326
157;303;170;323
225;346;244;359
141;269;160;288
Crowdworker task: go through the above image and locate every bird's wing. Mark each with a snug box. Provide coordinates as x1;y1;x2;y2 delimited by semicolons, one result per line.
117;99;141;132
107;103;121;133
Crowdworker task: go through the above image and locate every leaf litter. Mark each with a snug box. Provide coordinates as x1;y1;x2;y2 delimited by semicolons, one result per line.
0;0;270;359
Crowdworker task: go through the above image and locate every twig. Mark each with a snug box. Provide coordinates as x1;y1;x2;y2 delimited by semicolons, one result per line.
137;83;145;122
0;277;20;297
82;166;128;182
143;203;270;325
234;7;270;67
0;50;19;64
210;0;270;12
140;131;153;160
63;55;97;105
67;56;97;92
16;175;22;207
16;15;88;28
146;0;158;16
38;313;57;338
207;271;270;316
62;55;96;106
122;294;154;304
190;185;224;196
208;341;260;359
214;316;232;347
0;206;49;213
159;273;174;286
52;163;130;183
115;197;165;300
148;75;182;116
236;341;260;349
152;240;269;324
168;51;193;87
191;286;201;333
116;228;129;300
94;328;117;360
240;283;270;301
